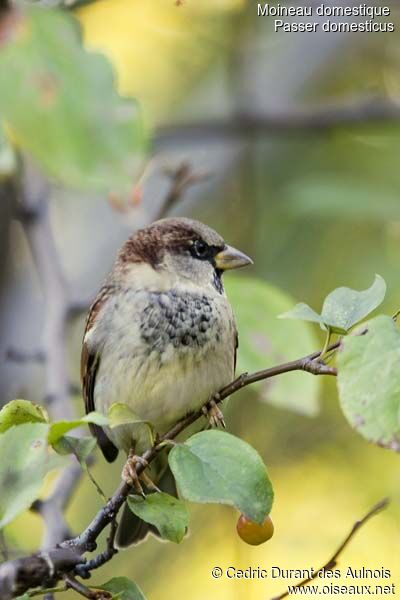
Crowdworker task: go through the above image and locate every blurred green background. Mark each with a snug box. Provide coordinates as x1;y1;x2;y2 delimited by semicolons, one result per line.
2;0;400;598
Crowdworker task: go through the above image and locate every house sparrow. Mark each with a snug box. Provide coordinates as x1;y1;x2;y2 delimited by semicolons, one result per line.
81;217;252;546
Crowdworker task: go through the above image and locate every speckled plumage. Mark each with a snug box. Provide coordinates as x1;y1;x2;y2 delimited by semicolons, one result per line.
139;290;218;351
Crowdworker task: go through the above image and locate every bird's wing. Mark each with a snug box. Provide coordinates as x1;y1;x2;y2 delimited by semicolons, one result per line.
233;327;238;374
81;286;119;463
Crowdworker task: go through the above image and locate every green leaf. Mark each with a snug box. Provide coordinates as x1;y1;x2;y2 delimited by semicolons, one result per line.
97;577;146;600
337;315;400;451
127;492;188;543
48;411;108;445
52;435;105;499
169;430;273;524
108;403;151;429
321;275;386;333
278;302;325;326
107;403;154;445
52;435;96;464
0;399;48;433
0;8;144;192
279;275;386;334
0;423;65;528
225;275;320;415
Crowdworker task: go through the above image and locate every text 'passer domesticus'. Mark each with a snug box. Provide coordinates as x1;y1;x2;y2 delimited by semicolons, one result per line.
81;217;252;546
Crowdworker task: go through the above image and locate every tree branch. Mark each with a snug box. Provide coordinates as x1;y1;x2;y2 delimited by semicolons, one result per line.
270;498;390;600
0;347;336;597
3;347;46;364
157;162;209;219
18;163;72;421
13;163;85;563
75;516;118;578
63;574;110;600
0;548;82;600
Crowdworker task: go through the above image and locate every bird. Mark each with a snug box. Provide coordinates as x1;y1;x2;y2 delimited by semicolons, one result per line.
81;216;252;547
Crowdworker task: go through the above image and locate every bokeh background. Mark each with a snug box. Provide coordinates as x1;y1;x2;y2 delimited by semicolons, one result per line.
2;0;400;598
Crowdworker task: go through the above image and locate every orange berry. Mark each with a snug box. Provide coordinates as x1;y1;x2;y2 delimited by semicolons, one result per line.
236;514;274;545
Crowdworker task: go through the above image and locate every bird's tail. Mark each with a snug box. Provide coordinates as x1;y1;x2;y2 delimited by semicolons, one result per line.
115;459;178;548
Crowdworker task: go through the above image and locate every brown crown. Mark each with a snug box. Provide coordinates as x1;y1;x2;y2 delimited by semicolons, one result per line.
117;217;225;267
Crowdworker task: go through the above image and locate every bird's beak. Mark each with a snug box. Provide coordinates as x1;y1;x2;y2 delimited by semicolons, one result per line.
214;244;253;271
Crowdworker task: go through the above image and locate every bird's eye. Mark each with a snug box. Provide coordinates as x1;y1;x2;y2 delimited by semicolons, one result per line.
192;240;209;259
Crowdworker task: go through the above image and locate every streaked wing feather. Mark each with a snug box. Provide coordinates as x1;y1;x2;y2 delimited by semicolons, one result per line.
81;287;118;463
233;328;238;373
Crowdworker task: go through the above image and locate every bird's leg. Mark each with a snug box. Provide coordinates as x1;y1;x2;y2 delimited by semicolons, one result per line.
140;470;161;493
202;393;226;428
122;447;161;495
122;447;148;497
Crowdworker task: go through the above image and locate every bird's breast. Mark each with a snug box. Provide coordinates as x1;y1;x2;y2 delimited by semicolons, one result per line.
92;286;235;451
139;290;223;359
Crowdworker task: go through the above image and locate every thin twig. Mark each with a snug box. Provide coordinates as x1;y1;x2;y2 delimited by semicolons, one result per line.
270;498;390;600
75;516;118;579
64;575;103;600
157;162;209;219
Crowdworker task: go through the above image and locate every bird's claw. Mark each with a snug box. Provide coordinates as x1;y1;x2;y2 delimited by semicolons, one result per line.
122;453;149;497
122;452;161;495
202;396;225;429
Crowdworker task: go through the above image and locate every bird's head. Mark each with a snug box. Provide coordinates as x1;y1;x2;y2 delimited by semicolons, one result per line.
117;217;253;292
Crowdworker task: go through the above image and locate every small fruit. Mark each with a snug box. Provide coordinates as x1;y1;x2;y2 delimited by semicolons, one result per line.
236;514;274;545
